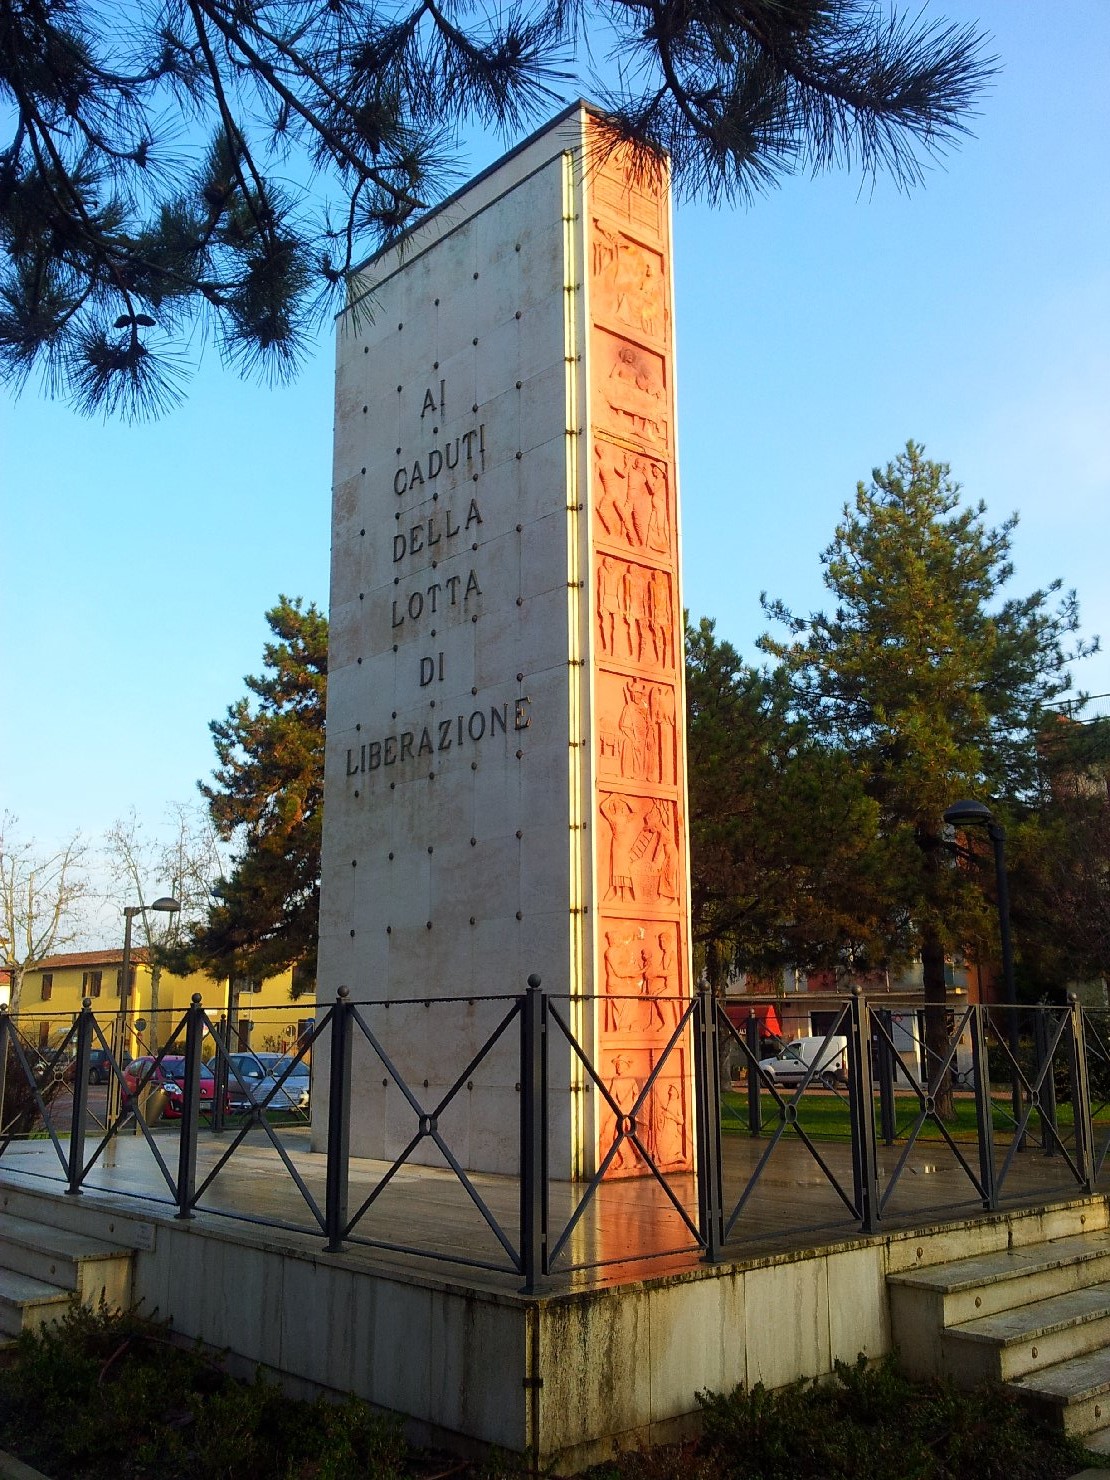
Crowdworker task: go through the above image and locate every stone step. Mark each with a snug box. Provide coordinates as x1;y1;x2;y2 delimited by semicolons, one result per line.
1082;1425;1110;1456
889;1232;1110;1377
1010;1348;1110;1438
943;1282;1110;1384
0;1214;133;1307
0;1267;71;1338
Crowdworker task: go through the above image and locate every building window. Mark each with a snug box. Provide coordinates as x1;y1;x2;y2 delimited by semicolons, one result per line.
82;970;103;998
37;1021;50;1048
115;967;134;997
40;973;53;1002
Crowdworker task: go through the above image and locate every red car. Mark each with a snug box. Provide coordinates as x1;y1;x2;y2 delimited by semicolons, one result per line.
121;1056;227;1119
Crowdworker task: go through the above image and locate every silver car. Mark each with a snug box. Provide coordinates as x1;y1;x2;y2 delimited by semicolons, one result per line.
226;1052;310;1111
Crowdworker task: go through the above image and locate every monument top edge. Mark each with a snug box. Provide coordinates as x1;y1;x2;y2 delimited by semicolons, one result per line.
338;98;654;312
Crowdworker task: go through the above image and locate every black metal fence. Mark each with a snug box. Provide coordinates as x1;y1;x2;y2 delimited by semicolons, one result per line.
1;984;1108;1291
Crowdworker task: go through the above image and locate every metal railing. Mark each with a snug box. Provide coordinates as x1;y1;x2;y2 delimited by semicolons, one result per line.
1;985;1107;1291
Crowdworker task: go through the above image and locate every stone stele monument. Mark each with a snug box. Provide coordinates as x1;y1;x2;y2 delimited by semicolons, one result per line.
316;103;692;1180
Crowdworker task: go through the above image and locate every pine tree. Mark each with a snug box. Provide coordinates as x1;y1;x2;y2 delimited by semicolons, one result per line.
761;443;1093;1101
0;2;994;417
170;595;327;987
686;616;898;988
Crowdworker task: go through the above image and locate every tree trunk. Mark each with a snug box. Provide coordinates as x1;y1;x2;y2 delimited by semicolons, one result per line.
7;965;24;1019
918;825;955;1121
920;927;954;1119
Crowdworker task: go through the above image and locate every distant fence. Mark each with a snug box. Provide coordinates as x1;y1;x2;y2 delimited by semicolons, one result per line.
1;987;1108;1290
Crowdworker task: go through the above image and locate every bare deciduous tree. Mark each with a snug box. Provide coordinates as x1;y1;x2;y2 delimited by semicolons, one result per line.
103;803;227;1044
0;813;90;1016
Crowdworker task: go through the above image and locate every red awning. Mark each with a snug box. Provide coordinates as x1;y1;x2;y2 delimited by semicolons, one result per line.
724;1001;783;1038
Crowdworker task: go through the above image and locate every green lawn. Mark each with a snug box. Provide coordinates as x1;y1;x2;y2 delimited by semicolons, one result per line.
719;1086;1110;1144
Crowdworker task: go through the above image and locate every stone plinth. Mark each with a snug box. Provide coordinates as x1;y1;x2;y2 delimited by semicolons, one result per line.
317;104;691;1177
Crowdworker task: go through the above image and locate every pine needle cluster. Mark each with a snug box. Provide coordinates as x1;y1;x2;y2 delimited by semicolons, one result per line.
1;0;994;416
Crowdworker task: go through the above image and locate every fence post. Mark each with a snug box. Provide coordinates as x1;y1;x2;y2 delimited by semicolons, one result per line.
970;1004;998;1211
520;974;547;1293
745;1012;762;1135
210;1014;228;1134
1033;1010;1058;1156
66;998;94;1196
0;1007;9;1135
324;988;353;1252
847;988;880;1233
874;1008;897;1147
695;984;724;1262
175;994;205;1219
1068;994;1095;1192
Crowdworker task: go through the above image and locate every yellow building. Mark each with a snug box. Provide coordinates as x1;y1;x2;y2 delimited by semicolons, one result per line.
16;950;315;1061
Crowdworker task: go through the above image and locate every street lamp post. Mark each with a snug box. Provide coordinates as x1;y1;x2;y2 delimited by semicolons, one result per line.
106;896;180;1125
943;800;1022;1132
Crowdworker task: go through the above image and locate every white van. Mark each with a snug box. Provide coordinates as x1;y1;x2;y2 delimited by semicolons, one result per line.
760;1034;848;1088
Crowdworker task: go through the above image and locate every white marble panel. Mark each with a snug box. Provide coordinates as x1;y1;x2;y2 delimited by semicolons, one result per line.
646;1273;747;1420
325;110;611;1170
521;507;573;597
539;1286;652;1448
744;1258;832;1391
475;318;523;405
516;431;574;526
826;1246;891;1364
519;362;572;452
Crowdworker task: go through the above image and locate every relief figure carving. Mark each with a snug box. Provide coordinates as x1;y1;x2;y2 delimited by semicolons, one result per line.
597;555;630;660
594;441;635;544
643;926;680;1028
591;220;666;338
596;556;674;669
597;675;676;785
626;562;651;664
594;443;672;557
600;793;683;904
602;927;646;1032
649;683;676;786
647;566;674;668
606;343;665;444
646;799;681;903
641;457;671;553
600;792;640;902
654;1082;687;1167
618;678;652;781
602;1052;644;1171
590;135;666;235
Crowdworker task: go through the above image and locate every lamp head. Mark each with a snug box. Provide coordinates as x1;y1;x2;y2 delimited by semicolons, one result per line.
150;897;181;913
943;799;994;829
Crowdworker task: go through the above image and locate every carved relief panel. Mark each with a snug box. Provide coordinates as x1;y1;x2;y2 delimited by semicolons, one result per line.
591;222;668;344
596;672;678;787
596;555;675;670
591;330;670;453
593;440;673;560
588;119;689;1178
600;920;683;1034
589;141;666;239
598;792;683;908
598;1044;690;1172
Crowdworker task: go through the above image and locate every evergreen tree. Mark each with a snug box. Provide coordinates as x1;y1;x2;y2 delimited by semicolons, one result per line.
1010;715;1110;995
169;595;327;988
761;443;1094;1095
0;2;994;417
686;616;899;988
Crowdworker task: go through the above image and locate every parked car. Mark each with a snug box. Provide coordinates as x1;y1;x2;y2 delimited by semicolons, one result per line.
88;1048;114;1085
760;1035;848;1089
226;1052;310;1113
122;1056;226;1119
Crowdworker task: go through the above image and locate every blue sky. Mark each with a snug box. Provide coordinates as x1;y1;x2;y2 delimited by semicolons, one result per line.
2;0;1108;936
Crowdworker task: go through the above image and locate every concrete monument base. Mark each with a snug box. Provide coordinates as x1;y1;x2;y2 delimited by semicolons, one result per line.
2;1171;1104;1470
